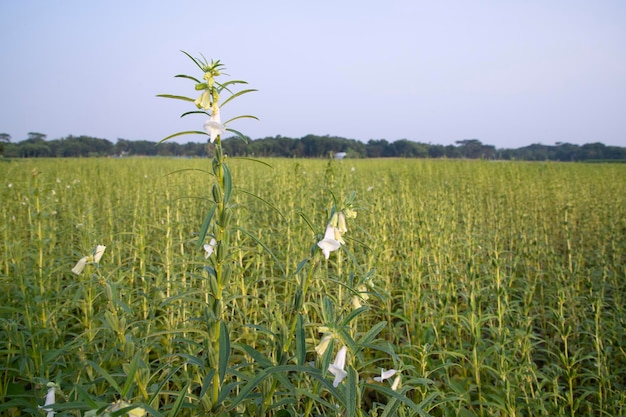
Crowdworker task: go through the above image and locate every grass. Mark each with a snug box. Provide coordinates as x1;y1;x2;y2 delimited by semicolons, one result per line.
0;157;624;416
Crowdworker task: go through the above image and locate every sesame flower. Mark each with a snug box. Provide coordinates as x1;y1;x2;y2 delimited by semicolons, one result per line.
317;225;341;259
40;384;56;417
328;346;348;387
71;245;106;275
373;368;398;382
93;245;106;263
71;257;89;275
203;107;226;143
204;238;217;258
195;89;211;110
315;333;332;356
391;374;401;391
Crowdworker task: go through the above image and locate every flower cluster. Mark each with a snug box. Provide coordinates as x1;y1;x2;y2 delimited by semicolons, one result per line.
317;208;357;259
194;59;226;143
71;245;106;275
316;328;400;390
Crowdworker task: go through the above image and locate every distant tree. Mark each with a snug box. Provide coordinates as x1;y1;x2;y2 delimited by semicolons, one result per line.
455;139;496;159
26;132;47;142
554;142;580;161
428;144;446;158
0;133;10;156
366;139;390;157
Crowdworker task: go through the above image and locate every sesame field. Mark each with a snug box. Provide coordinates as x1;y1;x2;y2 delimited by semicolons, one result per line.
1;157;625;417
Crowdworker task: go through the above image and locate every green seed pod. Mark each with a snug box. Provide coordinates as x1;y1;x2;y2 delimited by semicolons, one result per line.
212;183;222;203
219;209;231;228
208;274;219;297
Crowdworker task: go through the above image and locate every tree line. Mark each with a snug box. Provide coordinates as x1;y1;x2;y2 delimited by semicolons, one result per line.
1;132;625;161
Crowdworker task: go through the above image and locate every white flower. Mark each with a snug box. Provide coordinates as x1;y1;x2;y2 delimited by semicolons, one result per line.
317;225;341;259
72;245;106;275
337;212;347;234
203;108;226;143
315;333;332;356
40;385;55;417
93;245;106;263
204;238;217;258
195;89;211;110
328;346;348;387
391;374;401;391
71;257;89;275
373;368;398;382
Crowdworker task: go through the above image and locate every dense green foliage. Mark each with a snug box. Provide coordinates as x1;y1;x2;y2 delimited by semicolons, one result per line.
2;132;625;161
1;158;625;416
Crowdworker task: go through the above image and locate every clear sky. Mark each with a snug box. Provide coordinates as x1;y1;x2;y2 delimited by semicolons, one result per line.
1;0;625;149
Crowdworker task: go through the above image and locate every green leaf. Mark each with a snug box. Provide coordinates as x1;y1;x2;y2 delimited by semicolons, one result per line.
167;380;191;417
346;366;358;417
199;368;216;401
236;226;286;274
196;204;217;251
228;365;342;411
224;114;259;125
121;351;143;398
147;364;185;406
174;73;202;83
339;306;369;328
296;314;306;366
224;127;249;143
218;320;230;384
220;79;249;88
228;157;274;168
236;188;285;221
221;89;258;107
159;130;207;144
85;360;122;394
223;163;233;205
180;110;209;118
365;383;432;417
180;50;204;71
156;94;196;102
357;321;388;349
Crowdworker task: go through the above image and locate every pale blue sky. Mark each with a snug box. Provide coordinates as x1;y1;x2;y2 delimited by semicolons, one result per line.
1;0;625;148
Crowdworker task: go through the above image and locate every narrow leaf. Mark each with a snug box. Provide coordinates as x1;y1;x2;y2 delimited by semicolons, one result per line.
346;366;358;417
121;351;143;398
180;110;209;118
296;314;306;366
221;89;258;107
86;360;122;394
159;130;207;144
181;50;204;71
357;321;387;348
167;380;191;417
224;114;259;124
174;74;202;83
223;163;233;205
156;94;195;102
196;204;217;251
218;320;230;384
224;127;248;143
236;226;286;274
